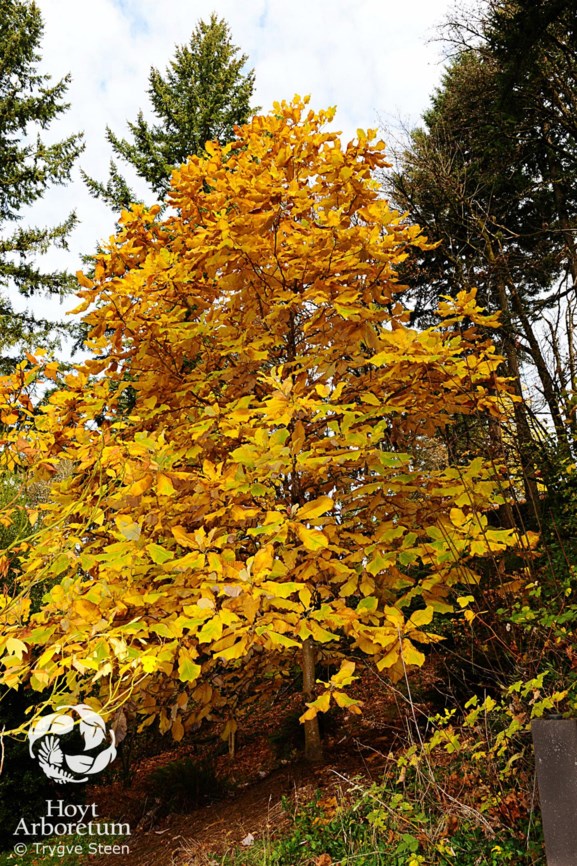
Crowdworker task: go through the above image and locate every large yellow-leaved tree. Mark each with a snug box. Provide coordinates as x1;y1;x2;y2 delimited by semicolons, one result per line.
0;97;526;761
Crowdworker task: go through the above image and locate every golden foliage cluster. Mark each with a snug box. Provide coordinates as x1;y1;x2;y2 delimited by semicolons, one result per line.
0;97;530;737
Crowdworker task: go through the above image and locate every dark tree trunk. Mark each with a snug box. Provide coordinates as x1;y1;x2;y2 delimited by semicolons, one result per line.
493;275;542;525
302;638;323;763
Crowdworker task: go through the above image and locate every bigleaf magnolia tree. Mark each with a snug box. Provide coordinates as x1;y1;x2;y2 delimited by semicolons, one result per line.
0;98;528;761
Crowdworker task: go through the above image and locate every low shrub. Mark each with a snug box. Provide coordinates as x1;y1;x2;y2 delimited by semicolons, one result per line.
147;756;228;813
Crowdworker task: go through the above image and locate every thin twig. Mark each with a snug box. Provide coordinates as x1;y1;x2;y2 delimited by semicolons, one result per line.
0;725;5;777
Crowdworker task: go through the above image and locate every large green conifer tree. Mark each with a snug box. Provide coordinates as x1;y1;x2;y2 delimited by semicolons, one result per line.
386;0;577;472
83;14;256;211
0;0;84;370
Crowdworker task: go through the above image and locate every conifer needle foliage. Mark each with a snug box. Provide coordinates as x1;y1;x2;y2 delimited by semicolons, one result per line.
0;0;84;370
82;14;256;212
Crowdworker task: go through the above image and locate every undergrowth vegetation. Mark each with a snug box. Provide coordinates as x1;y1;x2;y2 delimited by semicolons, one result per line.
196;527;573;866
209;695;545;866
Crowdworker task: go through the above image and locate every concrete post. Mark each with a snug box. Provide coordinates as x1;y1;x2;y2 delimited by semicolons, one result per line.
532;718;577;865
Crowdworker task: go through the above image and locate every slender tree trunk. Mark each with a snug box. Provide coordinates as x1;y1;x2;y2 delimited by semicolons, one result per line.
487;416;516;529
478;223;542;522
492;275;542;524
508;284;570;454
567;300;577;437
302;638;323;762
567;300;577;396
502;339;542;524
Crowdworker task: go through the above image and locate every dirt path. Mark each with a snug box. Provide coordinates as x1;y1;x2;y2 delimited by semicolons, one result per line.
90;737;397;866
87;665;418;866
103;764;312;866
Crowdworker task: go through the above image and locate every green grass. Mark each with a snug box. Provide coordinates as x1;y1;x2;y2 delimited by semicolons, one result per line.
208;779;544;866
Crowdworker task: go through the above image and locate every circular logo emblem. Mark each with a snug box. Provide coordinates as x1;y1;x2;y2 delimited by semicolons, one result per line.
28;704;117;784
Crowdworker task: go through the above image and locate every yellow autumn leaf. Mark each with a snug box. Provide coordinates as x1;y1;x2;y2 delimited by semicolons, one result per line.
26;508;38;526
76;270;94;289
128;474;153;496
198;616;223;644
260;580;303;599
171;717;185;742
309;622;339;643
114;516;141;541
295;524;329;551
5;637;27;660
251;544;274;579
408;607;434;628
376;646;400;670
73;599;99;619
384;606;405;630
296;496;333;520
299;690;331;723
401;639;426;667
140;655;159;673
156;473;176;496
299;705;318;722
178;650;202;683
213;637;248;661
293;587;310;613
330;661;357;688
147;543;174;565
457;596;475;608
265;631;301;648
333;691;362;710
449;508;468;527
172;525;197;548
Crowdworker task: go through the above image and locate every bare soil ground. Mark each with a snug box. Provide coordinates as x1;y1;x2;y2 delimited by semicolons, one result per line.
87;666;433;866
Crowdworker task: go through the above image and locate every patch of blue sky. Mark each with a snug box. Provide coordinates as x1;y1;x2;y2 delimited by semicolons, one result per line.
111;0;150;36
257;4;268;30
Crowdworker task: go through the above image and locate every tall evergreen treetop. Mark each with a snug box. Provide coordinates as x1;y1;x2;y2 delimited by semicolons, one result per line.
386;0;577;463
0;0;84;368
83;14;257;211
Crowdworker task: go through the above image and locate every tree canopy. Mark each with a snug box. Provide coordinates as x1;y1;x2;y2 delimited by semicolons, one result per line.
0;98;530;758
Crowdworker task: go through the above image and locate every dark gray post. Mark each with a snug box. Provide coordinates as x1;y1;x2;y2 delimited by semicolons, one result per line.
532;718;577;865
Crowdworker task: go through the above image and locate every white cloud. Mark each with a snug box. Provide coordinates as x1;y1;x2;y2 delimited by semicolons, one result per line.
11;0;453;333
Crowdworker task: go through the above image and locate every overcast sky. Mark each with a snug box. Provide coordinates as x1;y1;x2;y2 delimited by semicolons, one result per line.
16;0;455;327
